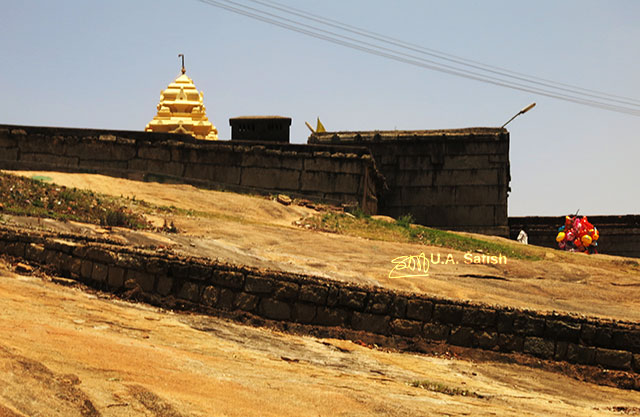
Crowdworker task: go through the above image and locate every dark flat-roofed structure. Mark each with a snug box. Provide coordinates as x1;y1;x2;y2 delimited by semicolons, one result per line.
230;115;292;143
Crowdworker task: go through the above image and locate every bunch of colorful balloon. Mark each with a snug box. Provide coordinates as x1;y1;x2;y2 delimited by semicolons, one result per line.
556;215;599;253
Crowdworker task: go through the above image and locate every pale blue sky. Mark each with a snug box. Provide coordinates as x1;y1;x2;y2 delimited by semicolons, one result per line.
1;0;638;216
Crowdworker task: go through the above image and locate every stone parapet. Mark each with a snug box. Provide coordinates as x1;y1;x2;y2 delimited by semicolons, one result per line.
1;225;639;380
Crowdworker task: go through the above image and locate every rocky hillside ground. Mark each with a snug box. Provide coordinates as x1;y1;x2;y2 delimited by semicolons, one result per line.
1;170;640;416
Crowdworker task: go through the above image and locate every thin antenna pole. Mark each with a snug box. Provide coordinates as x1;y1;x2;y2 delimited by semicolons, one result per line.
178;53;186;74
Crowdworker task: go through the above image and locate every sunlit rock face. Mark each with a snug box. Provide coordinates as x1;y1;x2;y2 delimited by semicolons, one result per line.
145;72;218;140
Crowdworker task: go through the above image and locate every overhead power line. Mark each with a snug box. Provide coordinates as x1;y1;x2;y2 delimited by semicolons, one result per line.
195;0;640;116
248;0;640;108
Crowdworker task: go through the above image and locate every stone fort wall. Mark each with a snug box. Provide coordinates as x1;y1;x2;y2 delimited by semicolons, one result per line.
309;128;510;236
1;225;639;381
0;124;383;214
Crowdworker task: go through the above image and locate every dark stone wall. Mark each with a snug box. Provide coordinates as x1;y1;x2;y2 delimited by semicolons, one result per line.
509;215;640;259
0;124;383;214
309;128;510;236
2;225;640;379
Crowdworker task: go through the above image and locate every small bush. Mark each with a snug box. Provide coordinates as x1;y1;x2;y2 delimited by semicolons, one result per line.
396;213;415;228
103;208;131;227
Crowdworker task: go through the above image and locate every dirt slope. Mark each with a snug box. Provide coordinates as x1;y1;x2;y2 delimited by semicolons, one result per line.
2;263;640;417
4;170;639;322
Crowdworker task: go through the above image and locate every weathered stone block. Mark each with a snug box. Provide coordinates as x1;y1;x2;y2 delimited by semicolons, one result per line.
315;307;348;326
612;330;640;353
78;159;127;171
475;331;499;350
390;295;408;318
201;286;219;307
326;286;340;307
46;239;79;254
0;147;18;161
337;288;367;311
44;250;59;267
433;304;464;325
156;275;174;296
6;242;26;258
68;257;83;277
461;308;496;329
245;275;274;294
80;260;93;280
234;293;259;312
260;298;291;320
25;243;46;263
241;167;300;190
580;324;613;347
145;258;169;275
351;312;390;334
59;253;74;271
20;153;78;167
390;319;422;337
128;270;155;293
566;343;596;365
449;326;475;347
68;142;136;161
364;292;391;314
274;281;299;301
146;160;184;177
91;263;109;282
523;337;555;359
303;158;334;172
442;155;490;170
85;247;117;264
211;270;244;289
513;315;545;337
177;281;201;302
299;284;328;304
406;299;433;322
115;253;143;270
293;303;317;323
241;153;286;169
138;146;171;161
423;323;450;340
218;288;236;310
595;348;632;371
18;136;66;154
183;163;242;185
545;319;580;342
0;135;18;147
107;266;125;288
280;156;304;171
455;185;504;205
169;261;190;279
555;341;569;360
188;264;212;281
300;171;360;194
497;334;524;352
433;168;498;186
208;165;242;185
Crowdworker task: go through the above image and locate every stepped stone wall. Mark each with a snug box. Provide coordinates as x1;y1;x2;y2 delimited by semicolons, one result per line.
309;128;510;236
0;124;382;214
1;225;639;381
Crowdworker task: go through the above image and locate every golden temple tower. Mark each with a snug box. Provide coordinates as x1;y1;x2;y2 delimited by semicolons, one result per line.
145;55;218;140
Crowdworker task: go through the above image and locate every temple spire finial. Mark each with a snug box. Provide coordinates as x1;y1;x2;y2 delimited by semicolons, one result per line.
145;58;218;140
178;53;185;74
